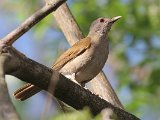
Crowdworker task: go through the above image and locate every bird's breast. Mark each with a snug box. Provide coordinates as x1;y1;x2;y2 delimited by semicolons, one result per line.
59;38;109;83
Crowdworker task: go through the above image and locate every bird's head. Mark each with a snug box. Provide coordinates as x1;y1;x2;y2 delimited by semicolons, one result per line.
88;16;122;36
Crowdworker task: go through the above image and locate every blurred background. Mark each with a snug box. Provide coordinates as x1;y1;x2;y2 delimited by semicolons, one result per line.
0;0;160;120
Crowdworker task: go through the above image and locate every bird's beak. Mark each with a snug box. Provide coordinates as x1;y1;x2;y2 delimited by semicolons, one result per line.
110;16;122;23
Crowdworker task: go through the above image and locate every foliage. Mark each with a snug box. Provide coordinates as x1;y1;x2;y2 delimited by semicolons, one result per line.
52;108;101;120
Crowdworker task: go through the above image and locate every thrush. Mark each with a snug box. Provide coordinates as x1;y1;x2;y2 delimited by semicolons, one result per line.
14;16;121;100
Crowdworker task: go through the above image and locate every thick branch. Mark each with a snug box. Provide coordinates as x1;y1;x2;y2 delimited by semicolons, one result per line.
46;0;123;109
1;0;66;45
0;40;139;120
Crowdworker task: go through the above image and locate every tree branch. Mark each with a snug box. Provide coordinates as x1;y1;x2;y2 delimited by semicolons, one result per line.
0;43;139;120
46;0;124;109
1;0;66;45
0;44;20;120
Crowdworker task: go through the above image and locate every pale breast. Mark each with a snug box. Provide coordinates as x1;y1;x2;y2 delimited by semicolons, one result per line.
76;40;109;82
59;37;109;83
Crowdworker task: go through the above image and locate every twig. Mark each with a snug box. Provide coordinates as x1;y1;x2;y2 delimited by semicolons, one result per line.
1;0;66;45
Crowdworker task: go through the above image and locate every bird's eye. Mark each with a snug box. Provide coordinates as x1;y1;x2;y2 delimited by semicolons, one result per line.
100;18;104;23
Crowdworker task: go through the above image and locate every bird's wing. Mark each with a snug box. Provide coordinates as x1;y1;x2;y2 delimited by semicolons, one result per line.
52;37;91;70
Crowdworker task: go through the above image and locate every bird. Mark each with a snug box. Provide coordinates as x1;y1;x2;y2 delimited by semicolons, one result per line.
14;16;121;101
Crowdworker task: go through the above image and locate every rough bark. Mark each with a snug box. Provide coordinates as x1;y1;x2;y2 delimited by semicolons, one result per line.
0;44;139;120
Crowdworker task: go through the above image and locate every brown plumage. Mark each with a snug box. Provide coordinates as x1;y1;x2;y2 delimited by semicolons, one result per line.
14;16;121;101
52;37;91;70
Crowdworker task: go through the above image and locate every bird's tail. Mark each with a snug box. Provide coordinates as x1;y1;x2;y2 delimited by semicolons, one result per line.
14;83;41;101
14;83;74;112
